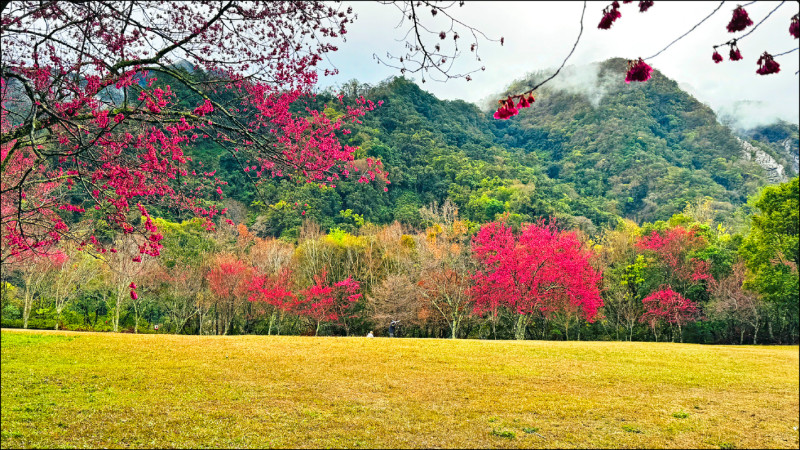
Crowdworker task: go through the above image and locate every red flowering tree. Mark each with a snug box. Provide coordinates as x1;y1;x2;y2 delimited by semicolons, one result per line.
293;271;361;336
248;266;297;336
639;286;699;342
635;226;714;296
471;220;603;340
1;1;386;264
206;252;253;335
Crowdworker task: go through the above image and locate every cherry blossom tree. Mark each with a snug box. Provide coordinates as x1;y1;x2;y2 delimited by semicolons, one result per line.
1;1;385;263
640;286;699;342
471;220;603;340
293;271;361;336
636;226;714;292
248;266;297;335
206;252;252;335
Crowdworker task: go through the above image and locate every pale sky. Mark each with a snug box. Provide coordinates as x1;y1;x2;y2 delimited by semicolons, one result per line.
319;1;800;128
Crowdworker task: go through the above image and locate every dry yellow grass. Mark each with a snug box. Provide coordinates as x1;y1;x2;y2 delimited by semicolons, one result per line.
1;328;798;448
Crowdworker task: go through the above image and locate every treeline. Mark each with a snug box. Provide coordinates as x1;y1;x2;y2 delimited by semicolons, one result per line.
1;178;796;344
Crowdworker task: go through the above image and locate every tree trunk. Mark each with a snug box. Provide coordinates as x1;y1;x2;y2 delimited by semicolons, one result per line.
134;303;140;334
22;291;32;329
677;321;683;343
451;319;458;339
114;293;122;333
753;317;759;345
268;310;277;335
514;314;527;340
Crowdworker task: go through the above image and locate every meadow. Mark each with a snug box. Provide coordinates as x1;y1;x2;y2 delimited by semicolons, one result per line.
1;329;798;449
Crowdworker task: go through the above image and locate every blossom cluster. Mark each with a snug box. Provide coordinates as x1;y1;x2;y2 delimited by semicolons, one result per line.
756;52;781;75
624;58;653;83
598;1;653;30
493;94;535;120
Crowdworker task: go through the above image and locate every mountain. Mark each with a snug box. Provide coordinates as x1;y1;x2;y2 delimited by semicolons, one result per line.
162;59;798;238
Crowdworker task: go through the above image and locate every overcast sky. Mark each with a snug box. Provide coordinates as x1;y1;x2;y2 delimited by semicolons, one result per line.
318;1;799;128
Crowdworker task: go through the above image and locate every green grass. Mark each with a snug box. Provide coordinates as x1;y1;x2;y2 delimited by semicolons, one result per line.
2;329;798;448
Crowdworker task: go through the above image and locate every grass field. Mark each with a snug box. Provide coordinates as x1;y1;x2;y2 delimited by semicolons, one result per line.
1;329;798;449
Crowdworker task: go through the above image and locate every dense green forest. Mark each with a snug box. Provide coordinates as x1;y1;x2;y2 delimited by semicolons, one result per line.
2;59;798;344
162;58;797;240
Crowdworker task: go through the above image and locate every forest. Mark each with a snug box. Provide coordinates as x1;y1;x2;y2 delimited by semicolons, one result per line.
2;63;798;345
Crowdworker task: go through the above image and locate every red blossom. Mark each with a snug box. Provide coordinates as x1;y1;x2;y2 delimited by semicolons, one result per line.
130;290;138;300
471;220;603;323
790;14;799;39
598;4;622;29
493;99;519;120
640;286;698;328
638;1;654;12
729;45;743;61
0;2;389;265
727;6;753;33
756;52;780;75
625;58;653;83
712;50;723;63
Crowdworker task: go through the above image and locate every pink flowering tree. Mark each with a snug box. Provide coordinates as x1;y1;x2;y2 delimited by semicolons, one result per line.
1;1;386;265
293;271;361;336
248;266;297;336
639;286;699;342
471;220;603;340
635;226;715;299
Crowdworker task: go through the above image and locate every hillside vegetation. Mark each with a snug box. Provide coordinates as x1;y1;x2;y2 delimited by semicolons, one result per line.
176;59;797;238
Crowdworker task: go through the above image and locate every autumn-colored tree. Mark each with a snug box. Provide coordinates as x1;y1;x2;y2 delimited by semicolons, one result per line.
368;273;424;333
596;220;645;341
709;260;765;344
472;220;603;340
640;286;699;342
417;221;474;339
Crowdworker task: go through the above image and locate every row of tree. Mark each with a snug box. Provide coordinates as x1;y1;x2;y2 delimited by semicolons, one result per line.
1;178;797;344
